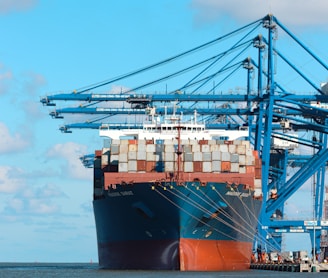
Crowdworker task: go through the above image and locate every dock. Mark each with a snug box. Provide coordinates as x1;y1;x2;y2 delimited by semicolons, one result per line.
250;262;328;272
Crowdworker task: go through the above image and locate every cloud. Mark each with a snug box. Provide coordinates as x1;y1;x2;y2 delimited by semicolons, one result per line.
0;0;38;14
0;166;25;193
20;71;47;119
191;0;328;29
35;183;66;199
0;122;30;154
3;184;65;217
22;71;47;96
46;142;92;179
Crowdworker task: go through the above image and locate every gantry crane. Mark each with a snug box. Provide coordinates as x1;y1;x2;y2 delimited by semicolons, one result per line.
41;14;328;259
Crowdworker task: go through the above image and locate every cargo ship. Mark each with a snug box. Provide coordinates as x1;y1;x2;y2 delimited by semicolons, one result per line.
93;109;262;271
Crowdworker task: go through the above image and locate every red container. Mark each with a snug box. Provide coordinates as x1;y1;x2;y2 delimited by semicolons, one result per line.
199;140;208;145
193;161;202;172
137;160;146;172
255;168;262;178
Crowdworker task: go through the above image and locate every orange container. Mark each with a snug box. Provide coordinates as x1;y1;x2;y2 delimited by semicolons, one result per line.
246;165;255;173
146;161;156;172
221;161;231;172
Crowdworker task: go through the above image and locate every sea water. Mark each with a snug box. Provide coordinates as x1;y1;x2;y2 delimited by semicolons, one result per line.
0;263;327;278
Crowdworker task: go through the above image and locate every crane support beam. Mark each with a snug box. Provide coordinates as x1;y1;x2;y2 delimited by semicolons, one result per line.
41;93;328;106
51;107;250;116
265;147;328;215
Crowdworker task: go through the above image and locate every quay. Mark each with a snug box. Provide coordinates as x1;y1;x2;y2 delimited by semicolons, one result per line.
250;262;328;272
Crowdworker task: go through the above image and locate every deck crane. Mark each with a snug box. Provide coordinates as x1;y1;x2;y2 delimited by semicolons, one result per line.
41;14;328;260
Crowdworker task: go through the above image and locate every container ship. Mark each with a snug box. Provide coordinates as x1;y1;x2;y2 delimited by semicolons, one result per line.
93;109;262;271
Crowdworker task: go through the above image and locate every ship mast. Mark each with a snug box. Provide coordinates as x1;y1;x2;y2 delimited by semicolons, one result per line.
175;121;183;185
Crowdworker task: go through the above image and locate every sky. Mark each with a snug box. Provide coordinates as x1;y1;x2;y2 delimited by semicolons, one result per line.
1;0;328;263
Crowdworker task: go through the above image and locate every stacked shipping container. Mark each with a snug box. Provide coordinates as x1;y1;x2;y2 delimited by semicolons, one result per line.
94;139;261;192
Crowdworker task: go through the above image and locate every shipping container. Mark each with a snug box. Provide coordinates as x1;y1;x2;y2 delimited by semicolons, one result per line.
221;161;231;172
202;161;212;172
137;160;146;172
212;160;221;172
146;161;156;172
193;161;202;172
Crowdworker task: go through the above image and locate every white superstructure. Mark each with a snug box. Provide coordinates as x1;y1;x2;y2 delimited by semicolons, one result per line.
99;108;248;141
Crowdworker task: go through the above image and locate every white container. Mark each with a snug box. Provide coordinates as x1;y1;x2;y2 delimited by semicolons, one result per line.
246;148;253;156
221;152;231;162
201;145;210;152
203;161;212;172
128;160;137;172
212;151;221;161
192;144;201;152
184;152;193;161
212;161;221;172
239;155;246;165
146;144;155;153
137;151;146;160
146;152;156;161
165;145;175;153
202;152;212;162
184;161;193;172
231;154;239;163
245;155;255;165
119;162;128;172
220;144;228;152
236;145;246;155
128;151;137;160
111;139;120;145
231;163;239;173
193;152;203;161
119;144;128;154
111;144;119;155
164;152;175;162
119;153;128;162
228;144;236;153
210;145;220;151
239;165;246;173
128;144;137;152
165;161;175;172
255;179;262;189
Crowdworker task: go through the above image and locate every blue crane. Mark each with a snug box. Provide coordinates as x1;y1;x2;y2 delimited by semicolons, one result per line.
41;14;328;259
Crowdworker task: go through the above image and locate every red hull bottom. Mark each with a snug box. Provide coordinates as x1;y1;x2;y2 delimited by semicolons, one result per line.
98;239;252;271
180;239;252;271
